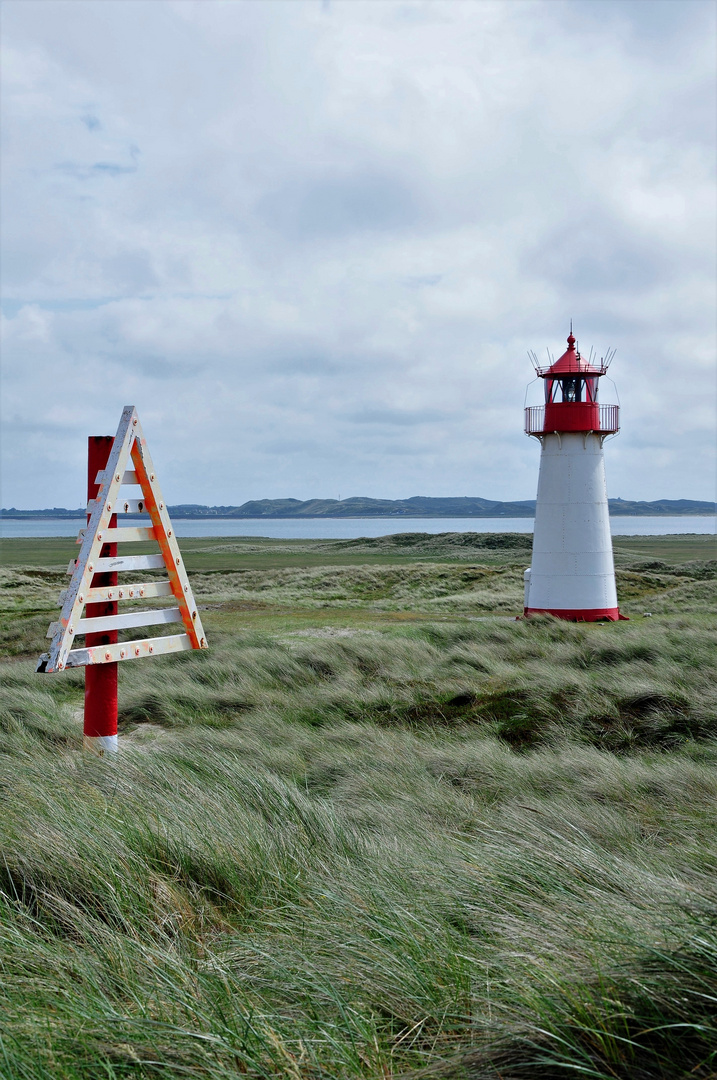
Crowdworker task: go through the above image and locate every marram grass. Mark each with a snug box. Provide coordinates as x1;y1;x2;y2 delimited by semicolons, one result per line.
0;536;716;1078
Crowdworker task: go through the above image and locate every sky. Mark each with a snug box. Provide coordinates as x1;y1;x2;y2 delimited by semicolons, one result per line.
1;0;715;509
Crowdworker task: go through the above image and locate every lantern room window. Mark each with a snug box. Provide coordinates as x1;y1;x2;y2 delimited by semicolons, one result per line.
563;377;579;402
545;376;599;404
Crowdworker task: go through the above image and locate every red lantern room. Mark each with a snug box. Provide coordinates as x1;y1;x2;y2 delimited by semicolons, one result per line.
525;332;619;436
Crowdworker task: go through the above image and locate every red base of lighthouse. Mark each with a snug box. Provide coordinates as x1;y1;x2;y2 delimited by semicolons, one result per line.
524;606;628;622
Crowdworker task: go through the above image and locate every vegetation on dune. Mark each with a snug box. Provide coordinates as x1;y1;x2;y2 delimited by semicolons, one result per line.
0;533;716;1078
114;617;717;751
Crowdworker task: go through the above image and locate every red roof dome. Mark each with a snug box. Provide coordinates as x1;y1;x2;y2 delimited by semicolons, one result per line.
539;332;606;378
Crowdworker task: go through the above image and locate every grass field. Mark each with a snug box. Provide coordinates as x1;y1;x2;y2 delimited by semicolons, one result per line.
1;531;716;1078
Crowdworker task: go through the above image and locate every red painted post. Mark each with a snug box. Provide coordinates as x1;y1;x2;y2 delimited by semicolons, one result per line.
84;436;119;754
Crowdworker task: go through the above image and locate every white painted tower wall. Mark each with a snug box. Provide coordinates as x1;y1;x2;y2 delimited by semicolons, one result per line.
525;432;618;613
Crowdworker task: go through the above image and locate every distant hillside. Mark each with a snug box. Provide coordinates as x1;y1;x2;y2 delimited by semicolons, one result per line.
2;497;714;519
609;498;716;516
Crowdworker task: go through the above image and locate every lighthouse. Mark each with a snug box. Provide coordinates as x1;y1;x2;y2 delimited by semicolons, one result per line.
523;329;625;621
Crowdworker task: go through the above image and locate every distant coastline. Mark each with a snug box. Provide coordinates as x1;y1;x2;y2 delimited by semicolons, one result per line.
2;497;715;519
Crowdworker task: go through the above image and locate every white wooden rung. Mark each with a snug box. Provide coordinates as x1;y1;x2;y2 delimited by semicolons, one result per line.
95;469;139;486
77;606;184;635
77;526;156;544
95;553;166;572
87;498;149;515
59;580;174;605
63;633;196;668
48;607;183;639
116;498;149;514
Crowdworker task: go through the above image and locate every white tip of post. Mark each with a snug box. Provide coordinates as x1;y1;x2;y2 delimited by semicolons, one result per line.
83;734;118;756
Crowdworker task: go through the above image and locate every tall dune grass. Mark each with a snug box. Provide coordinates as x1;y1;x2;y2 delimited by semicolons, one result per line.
1;542;716;1077
1;709;716;1077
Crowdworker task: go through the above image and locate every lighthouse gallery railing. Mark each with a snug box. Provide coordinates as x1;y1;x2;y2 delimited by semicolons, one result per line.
524;403;619;436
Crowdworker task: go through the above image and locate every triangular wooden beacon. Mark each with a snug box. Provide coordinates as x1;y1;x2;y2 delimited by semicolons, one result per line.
38;406;207;674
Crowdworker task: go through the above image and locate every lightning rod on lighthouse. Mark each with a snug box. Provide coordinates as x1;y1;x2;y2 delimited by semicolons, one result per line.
523;329;626;621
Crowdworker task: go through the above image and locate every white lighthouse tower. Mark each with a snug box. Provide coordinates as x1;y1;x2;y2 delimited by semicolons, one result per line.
523;329;625;621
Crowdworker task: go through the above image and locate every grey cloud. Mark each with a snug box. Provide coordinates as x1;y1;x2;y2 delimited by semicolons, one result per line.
264;348;401;378
1;414;82;437
347;407;451;426
404;274;443;288
54;160;138;180
92;161;137;176
263;352;343;376
527;219;666;293
100;354;205;380
1;298;126;319
102;251;157;292
574;0;713;47
259;170;422;239
258;436;332;456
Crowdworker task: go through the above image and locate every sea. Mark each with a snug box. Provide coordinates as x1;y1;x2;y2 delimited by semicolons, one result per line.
1;516;715;540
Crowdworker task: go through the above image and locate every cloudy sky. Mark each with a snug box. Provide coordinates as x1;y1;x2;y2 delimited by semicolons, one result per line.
1;0;715;509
